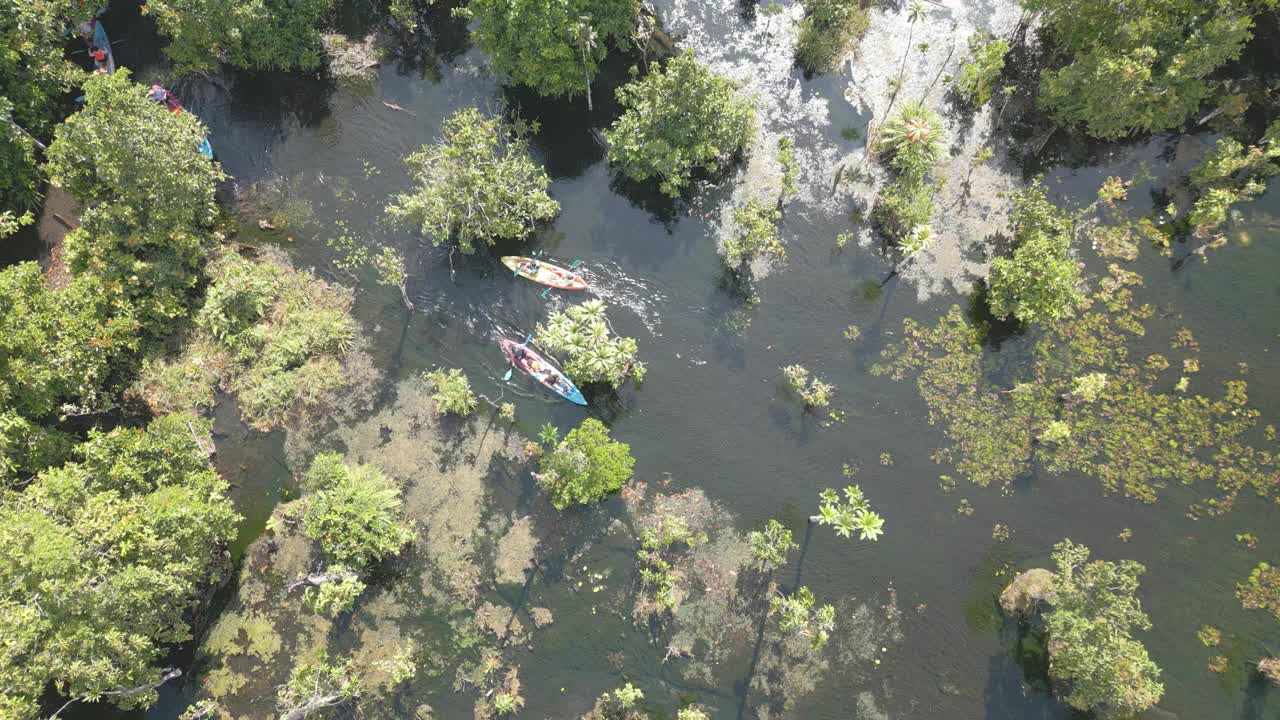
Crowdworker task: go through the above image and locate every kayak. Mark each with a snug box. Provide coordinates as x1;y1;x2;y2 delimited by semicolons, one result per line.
149;85;215;160
89;20;115;75
500;339;587;406
501;256;588;291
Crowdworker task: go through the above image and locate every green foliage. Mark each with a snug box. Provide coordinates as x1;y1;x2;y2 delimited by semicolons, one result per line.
637;513;707;611
777;136;799;199
0;411;73;487
795;0;871;74
145;0;335;72
277;653;362;716
493;691;522;715
605;51;757;197
782;364;835;409
770;586;836;651
724;200;785;269
0;414;238;718
1045;540;1163;717
426;368;478;416
1186;120;1280;235
0;101;41;213
879;101;945;180
613;682;644;708
303;566;366;616
464;0;639;97
537;418;634;510
302;453;413;569
1197;625;1222;646
677;708;709;720
873;101;944;250
1238;562;1280;620
536;300;644;387
953;33;1009;106
387;108;558;253
1024;0;1272;138
987;179;1082;324
748;518;798;570
810;486;884;540
46;70;224;333
872;175;937;247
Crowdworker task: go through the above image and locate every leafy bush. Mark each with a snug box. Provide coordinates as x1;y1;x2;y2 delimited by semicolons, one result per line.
1045;540;1163;717
723;200;784;269
0;414;238;719
605;51;756;197
1186;120;1280;235
771;586;836;651
276;653;361;718
637;513;708;611
302;453;414;569
145;0;335;73
388;108;558;253
953;33;1009;106
872;175;937;247
748;519;798;570
536;300;644;387
878;101;945;181
987;180;1082;324
872;101;945;251
465;0;639;98
537;418;635;509
425;368;478;416
1025;0;1267;138
795;0;871;74
303;566;366;615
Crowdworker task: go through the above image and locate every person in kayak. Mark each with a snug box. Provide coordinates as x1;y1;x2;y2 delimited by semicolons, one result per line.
521;259;540;275
149;86;183;114
90;45;110;73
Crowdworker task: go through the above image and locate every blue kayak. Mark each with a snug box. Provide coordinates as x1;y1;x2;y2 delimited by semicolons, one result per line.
500;338;587;406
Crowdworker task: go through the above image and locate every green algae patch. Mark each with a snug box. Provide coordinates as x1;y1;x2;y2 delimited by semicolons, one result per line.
874;262;1279;517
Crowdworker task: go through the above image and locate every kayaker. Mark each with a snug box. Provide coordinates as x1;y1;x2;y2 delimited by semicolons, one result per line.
522;259;540;275
149;85;183;114
90;46;109;71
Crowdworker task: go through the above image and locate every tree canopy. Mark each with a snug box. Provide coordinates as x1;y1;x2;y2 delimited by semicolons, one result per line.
465;0;640;98
1045;540;1163;718
605;51;756;197
302;453;413;569
537;418;634;509
144;0;335;73
536;300;644;387
1024;0;1277;138
387;107;559;253
0;414;238;719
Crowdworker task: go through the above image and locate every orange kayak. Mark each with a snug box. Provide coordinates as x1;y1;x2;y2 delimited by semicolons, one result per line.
501;256;587;291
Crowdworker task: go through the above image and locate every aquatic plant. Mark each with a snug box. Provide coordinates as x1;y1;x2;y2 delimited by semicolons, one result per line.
1237;563;1280;621
637;513;708;612
0;414;238;719
303;565;366;616
810;486;884;541
302;453;414;569
748;519;798;571
795;0;871;74
777;136;799;200
782;364;836;410
1024;0;1266;138
605;50;756;197
1259;658;1280;685
537;418;635;510
1196;625;1222;647
493;691;523;716
1186;120;1280;237
987;179;1083;324
276;653;362;720
1044;540;1163;718
425;368;479;417
771;586;836;652
677;708;709;720
388;108;559;253
464;0;638;101
536;300;644;387
952;33;1009;107
723;200;785;270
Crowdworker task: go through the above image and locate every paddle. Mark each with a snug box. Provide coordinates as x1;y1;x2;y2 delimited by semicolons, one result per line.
502;333;533;382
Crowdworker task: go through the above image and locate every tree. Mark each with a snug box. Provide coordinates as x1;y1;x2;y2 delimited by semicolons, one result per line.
795;0;871;74
302;453;414;569
1186;119;1280;235
1023;0;1274;139
872;101;944;250
465;0;639;100
605;51;756;197
426;368;478;416
1045;540;1164;718
809;486;884;540
0;414;238;719
748;519;798;570
987;179;1082;324
387;108;558;254
723;200;785;271
953;33;1009;107
144;0;335;73
45;70;224;333
537;418;634;509
536;300;644;388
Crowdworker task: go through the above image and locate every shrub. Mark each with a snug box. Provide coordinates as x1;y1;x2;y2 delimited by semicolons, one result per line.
605;51;756;197
771;586;836;651
748;519;798;570
302;453;414;568
723;200;785;270
536;300;644;387
387;108;559;253
1045;540;1163;717
795;0;871;74
878;101;946;181
425;368;478;416
953;33;1009;106
1186;120;1280;236
303;566;366;615
872;175;936;247
537;418;634;509
987;180;1082;324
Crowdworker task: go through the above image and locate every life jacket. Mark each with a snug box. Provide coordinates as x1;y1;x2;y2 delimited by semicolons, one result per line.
91;47;107;62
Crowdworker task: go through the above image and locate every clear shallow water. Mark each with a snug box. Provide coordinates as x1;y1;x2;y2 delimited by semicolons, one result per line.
51;2;1280;718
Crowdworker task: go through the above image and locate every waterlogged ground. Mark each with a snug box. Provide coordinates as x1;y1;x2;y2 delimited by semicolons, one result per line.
64;1;1280;718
